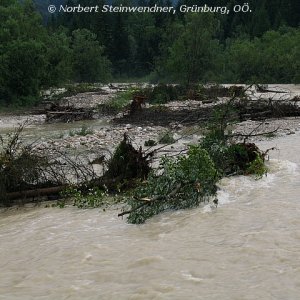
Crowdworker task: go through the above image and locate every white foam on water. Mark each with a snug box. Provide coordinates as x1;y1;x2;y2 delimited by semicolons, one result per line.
217;189;231;205
201;158;299;214
181;271;204;282
267;159;298;175
202;204;214;213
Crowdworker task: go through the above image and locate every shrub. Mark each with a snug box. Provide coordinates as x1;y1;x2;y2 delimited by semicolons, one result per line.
246;155;268;179
144;139;157;147
69;124;94;137
61;186;124;209
62;186;108;208
98;88;136;114
140;84;186;104
158;132;175;144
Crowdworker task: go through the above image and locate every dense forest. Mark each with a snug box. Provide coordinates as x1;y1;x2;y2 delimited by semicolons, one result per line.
0;0;299;106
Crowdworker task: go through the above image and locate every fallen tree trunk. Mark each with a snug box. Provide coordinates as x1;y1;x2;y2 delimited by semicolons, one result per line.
6;186;66;200
46;110;94;123
115;98;300;126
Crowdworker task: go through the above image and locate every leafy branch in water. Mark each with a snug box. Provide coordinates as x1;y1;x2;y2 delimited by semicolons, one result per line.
120;146;219;224
200;86;275;178
61;186;113;209
246;155;268;179
119;85;276;223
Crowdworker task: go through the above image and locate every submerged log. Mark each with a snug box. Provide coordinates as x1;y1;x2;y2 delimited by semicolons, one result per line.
6;186;66;200
46;109;94;123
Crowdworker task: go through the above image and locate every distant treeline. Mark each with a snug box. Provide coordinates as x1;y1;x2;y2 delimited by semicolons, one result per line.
0;0;299;106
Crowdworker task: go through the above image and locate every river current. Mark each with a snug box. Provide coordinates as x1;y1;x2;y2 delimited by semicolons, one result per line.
1;133;300;300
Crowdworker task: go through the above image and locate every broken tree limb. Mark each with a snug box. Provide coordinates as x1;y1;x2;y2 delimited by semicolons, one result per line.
118;183;182;217
228;126;280;143
118;202;149;218
6;185;66;200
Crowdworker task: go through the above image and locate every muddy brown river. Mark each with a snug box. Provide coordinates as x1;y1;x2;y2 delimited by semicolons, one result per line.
1;131;300;299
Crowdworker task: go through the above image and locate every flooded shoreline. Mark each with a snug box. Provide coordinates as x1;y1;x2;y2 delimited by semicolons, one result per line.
1;84;300;299
1;132;300;299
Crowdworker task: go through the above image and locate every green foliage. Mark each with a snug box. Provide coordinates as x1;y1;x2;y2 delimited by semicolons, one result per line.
201;128;229;174
126;146;219;224
201;127;267;178
162;14;220;84
71;29;111;83
145;84;184;104
200;98;268;177
69;125;94;137
42;29;72;87
64;83;97;95
198;85;245;100
223;28;300;83
0;1;72;106
0;10;47;105
246;155;268;179
51;0;299;79
158;132;175;144
56;199;66;209
103;89;135;113
61;186;109;209
144;139;157;147
1;0;299;108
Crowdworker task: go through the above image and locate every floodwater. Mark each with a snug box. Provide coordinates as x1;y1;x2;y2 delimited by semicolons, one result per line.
1;133;300;299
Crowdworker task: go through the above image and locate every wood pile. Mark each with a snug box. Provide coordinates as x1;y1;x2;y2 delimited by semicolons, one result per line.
42;103;95;123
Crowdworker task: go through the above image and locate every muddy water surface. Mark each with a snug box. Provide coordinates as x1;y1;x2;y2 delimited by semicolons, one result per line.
0;134;300;299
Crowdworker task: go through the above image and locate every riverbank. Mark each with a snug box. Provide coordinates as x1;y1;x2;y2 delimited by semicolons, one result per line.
1;131;300;299
0;83;300;209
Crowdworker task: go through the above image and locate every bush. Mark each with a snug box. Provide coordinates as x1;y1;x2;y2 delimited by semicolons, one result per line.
246;155;267;179
98;89;135;114
61;186;108;209
140;84;186;104
158;132;175;144
69;125;94;137
201;128;267;178
144;139;157;147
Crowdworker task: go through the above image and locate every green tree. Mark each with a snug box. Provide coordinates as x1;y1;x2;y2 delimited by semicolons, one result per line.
1;41;47;105
43;28;72;87
162;13;220;85
0;0;47;105
223;27;300;83
223;38;260;83
71;29;111;82
251;2;271;37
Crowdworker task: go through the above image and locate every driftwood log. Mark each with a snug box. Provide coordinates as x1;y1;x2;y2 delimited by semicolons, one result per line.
115;97;300;126
46;109;94;123
6;186;66;200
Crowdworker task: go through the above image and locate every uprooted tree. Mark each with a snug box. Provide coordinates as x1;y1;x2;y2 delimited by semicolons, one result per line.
119;146;219;224
1;84;278;222
119;136;269;224
119;85;275;223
